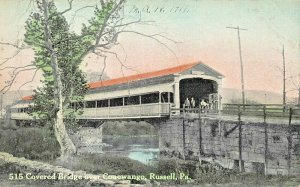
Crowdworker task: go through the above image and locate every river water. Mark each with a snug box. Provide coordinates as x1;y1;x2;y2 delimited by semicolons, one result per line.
102;135;159;165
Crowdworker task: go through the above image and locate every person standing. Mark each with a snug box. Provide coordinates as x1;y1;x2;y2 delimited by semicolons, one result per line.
200;99;208;113
191;97;196;112
191;97;196;108
184;97;191;112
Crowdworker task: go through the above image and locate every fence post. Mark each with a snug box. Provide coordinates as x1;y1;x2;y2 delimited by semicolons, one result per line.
183;108;186;160
198;106;203;157
263;105;268;176
238;105;244;172
287;107;292;176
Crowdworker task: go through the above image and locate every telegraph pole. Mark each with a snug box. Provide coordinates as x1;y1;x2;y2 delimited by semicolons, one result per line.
298;88;300;109
282;45;286;110
0;93;3;119
227;26;247;109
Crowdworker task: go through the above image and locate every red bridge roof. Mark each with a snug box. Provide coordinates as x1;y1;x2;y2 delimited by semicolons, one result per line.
22;96;33;101
88;62;198;89
21;62;200;101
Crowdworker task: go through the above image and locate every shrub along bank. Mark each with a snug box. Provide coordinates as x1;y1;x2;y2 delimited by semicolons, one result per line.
0;121;60;160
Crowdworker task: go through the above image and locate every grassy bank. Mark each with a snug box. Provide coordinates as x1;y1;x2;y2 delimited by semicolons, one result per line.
53;154;300;186
0;121;60;160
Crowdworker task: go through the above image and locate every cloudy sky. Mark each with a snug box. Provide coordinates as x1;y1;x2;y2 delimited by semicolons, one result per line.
0;0;299;98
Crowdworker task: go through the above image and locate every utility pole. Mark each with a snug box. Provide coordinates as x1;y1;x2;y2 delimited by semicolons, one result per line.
227;26;247;109
0;93;3;119
282;45;286;111
298;87;300;109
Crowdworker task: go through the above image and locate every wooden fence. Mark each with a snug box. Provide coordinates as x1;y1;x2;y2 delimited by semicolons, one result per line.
221;103;300;118
171;104;300;118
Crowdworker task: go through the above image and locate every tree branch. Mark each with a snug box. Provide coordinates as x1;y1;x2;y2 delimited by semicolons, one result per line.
69;5;96;28
60;0;74;15
93;51;108;83
75;0;125;63
98;49;141;76
0;64;35;71
98;30;180;66
0;49;23;66
1;68;36;94
18;69;39;91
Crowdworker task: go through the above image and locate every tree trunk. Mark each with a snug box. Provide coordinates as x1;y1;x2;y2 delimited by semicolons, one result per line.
298;88;300;109
53;73;76;158
42;0;76;158
53;101;77;158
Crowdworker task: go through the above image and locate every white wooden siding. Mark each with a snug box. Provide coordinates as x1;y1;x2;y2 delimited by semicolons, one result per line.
85;83;173;101
78;103;170;119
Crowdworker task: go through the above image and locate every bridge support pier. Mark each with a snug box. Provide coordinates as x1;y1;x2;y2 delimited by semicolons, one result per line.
70;120;104;154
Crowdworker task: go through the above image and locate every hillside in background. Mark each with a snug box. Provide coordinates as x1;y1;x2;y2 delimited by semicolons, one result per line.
1;70;110;109
1;90;34;108
222;88;296;104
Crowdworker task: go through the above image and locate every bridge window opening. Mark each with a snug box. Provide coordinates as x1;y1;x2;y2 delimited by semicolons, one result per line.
97;100;108;108
18;107;29;113
79;102;85;108
73;101;84;110
170;92;174;103
124;95;140;105
86;101;96;108
179;78;218;109
110;98;123;107
161;92;168;103
141;93;159;104
22;108;29;113
161;92;174;103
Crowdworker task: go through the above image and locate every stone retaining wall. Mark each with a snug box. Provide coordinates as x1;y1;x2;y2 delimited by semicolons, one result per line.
158;115;300;175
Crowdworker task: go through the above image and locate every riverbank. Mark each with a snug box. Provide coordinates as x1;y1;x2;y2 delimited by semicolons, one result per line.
1;151;300;187
0;152;131;186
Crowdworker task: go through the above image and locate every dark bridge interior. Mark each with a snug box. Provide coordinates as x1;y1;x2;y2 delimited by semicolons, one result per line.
179;78;218;108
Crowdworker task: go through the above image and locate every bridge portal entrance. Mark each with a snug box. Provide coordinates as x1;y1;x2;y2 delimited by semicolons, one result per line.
179;78;218;108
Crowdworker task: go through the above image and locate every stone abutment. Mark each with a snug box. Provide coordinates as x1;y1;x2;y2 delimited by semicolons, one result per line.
158;114;300;175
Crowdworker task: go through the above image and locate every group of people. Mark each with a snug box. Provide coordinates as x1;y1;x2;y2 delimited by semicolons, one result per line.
183;97;209;112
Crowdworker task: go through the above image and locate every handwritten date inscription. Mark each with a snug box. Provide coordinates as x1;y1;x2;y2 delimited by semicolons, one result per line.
129;5;189;14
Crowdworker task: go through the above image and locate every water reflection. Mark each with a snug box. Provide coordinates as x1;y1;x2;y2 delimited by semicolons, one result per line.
102;135;159;165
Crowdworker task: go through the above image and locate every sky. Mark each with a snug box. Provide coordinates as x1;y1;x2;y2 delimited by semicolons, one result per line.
0;0;299;98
